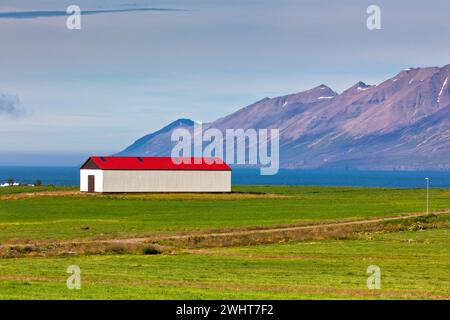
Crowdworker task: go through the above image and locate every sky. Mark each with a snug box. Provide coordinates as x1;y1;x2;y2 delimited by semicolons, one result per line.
1;0;450;165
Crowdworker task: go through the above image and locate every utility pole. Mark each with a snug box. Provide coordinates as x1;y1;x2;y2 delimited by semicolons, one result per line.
425;177;430;215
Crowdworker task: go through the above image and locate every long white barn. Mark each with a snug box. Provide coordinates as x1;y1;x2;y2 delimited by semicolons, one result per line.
80;156;232;193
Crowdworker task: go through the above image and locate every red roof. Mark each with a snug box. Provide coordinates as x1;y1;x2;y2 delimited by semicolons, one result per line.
81;156;232;171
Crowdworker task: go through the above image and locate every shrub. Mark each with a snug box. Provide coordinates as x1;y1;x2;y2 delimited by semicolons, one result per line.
143;246;161;255
408;222;425;231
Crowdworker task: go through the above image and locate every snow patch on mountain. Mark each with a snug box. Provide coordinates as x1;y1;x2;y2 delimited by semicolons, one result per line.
437;77;448;103
317;96;335;100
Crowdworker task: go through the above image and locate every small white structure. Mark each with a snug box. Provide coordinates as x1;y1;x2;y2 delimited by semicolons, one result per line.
0;182;20;187
80;156;232;193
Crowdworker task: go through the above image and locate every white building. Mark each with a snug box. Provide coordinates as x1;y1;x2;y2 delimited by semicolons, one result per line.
80;156;232;193
0;182;20;187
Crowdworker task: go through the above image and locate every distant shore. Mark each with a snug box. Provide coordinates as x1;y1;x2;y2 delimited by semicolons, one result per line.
1;166;450;188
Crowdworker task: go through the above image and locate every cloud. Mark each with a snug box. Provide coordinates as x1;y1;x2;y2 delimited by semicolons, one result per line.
0;94;25;116
0;7;185;19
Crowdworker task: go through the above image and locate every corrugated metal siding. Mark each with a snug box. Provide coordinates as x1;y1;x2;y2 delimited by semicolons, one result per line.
101;170;231;193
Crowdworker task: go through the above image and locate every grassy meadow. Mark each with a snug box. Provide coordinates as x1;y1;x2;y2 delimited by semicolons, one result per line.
0;185;449;242
0;185;449;299
1;227;449;299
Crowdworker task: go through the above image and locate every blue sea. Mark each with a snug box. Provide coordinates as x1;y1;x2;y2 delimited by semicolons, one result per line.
0;166;449;188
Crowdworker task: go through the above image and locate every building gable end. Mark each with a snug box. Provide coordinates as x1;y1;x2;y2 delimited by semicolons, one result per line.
80;158;100;170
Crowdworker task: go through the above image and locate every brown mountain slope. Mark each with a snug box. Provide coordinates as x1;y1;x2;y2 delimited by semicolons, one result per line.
118;65;450;170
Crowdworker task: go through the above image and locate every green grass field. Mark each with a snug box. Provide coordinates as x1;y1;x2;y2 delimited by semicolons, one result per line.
0;186;448;242
0;186;449;299
1;227;449;299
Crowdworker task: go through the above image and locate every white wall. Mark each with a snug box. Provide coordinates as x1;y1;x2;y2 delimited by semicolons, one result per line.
80;169;104;192
101;170;231;193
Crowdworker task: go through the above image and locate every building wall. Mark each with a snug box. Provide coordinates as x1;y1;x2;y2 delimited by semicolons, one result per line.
80;169;104;192
101;170;231;193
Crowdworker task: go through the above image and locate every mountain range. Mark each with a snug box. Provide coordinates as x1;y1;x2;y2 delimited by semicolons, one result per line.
117;65;450;170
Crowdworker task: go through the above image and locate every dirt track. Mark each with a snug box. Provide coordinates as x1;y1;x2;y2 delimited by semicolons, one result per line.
102;209;450;244
0;190;288;201
1;209;449;257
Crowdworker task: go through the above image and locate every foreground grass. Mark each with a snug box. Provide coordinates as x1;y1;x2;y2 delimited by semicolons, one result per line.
0;227;448;299
0;186;449;242
1;186;448;299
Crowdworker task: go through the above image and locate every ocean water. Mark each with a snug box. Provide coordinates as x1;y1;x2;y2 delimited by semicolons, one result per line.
0;167;79;186
0;166;449;188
